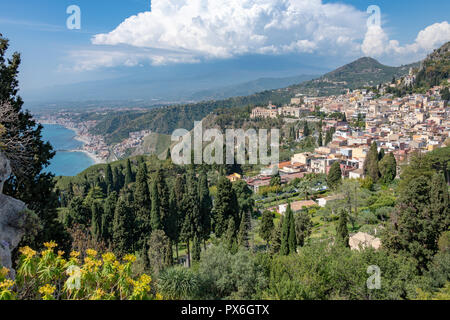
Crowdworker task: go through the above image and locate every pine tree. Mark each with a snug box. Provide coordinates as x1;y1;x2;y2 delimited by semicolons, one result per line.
212;176;239;237
259;210;274;246
327;161;342;190
336;208;350;248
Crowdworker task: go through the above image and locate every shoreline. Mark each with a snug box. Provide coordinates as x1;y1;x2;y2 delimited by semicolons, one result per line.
41;122;105;165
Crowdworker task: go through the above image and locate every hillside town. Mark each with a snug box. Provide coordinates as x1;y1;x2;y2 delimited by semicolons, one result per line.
244;80;449;203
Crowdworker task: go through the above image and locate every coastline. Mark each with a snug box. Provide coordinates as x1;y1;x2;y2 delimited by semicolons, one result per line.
40;122;105;165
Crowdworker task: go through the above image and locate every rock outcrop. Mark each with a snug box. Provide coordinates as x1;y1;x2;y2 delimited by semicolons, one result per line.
0;152;27;278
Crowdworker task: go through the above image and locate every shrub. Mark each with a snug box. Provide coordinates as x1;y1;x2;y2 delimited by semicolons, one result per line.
0;242;160;300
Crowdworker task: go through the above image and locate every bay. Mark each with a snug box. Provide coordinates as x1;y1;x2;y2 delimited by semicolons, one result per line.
41;124;95;176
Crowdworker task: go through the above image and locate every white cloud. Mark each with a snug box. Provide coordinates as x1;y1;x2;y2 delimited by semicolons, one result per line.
362;22;450;61
63;47;200;72
90;0;366;62
65;0;450;71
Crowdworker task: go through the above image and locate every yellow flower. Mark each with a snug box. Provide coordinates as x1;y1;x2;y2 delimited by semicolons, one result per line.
70;251;80;258
156;293;163;300
0;279;14;290
57;250;65;257
86;249;98;257
123;254;137;263
0;267;9;278
43;241;58;250
19;246;36;259
38;284;56;298
102;252;116;263
90;288;106;300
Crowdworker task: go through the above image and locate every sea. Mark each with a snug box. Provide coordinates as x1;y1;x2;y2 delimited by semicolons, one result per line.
41;124;95;177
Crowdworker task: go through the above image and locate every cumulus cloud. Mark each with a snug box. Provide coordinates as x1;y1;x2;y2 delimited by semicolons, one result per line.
89;0;366;63
362;22;450;60
65;0;450;71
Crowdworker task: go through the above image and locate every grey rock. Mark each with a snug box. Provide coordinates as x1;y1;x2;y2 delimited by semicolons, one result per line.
0;153;27;278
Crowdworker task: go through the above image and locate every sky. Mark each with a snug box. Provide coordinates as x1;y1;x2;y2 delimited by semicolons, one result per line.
1;0;449;101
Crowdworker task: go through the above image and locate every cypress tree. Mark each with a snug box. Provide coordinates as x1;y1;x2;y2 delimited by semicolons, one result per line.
303;121;310;137
364;142;380;182
225;217;237;253
336;208;350;248
124;159;133;185
198;170;212;249
325;130;333;145
172;174;187;260
295;210;312;247
135;162;152;251
288;211;297;254
237;211;250;249
259;210;274;246
192;234;201;262
270;217;283;255
318;131;323;147
150;178;162;231
180;170;201;267
281;204;294;255
212;176;239;237
113;166;124;192
327;161;342;190
430;172;449;233
379;152;397;184
90;202;101;241
378;148;385;161
112;198;133;256
102;191;117;244
105;164;113;192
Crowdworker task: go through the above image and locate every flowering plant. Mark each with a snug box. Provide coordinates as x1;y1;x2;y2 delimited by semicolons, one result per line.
0;242;161;300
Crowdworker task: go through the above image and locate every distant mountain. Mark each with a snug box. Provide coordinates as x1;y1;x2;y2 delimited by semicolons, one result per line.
290;57;419;96
24;70;317;105
189;74;317;101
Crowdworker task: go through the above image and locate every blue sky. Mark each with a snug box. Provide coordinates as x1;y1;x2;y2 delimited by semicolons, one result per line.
1;0;449;101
